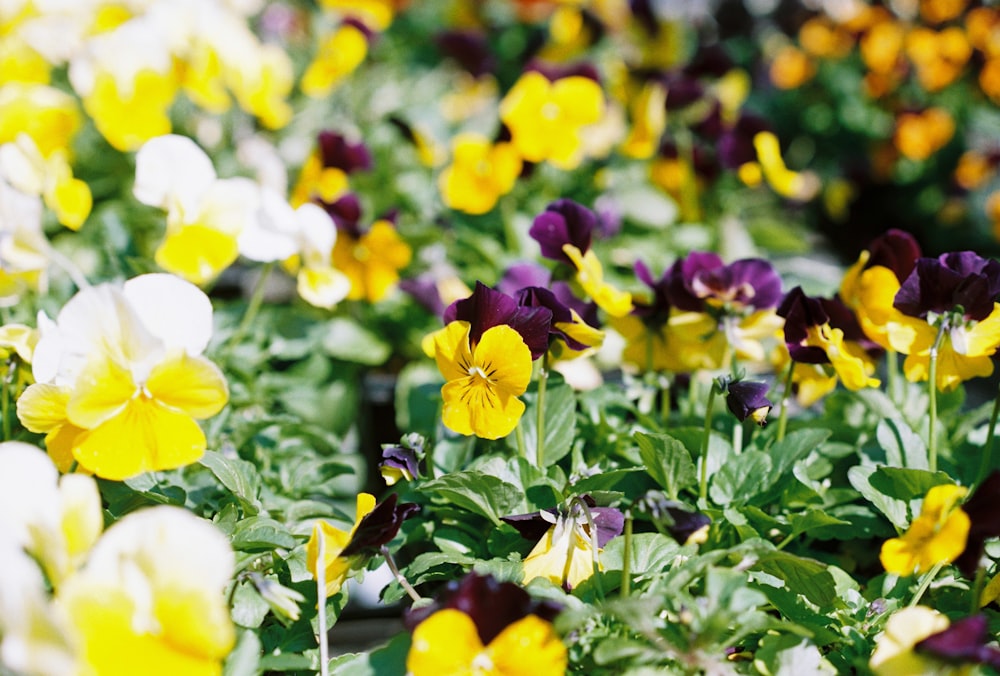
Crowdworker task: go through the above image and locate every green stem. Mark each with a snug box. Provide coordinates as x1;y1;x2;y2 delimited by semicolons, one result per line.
776;361;795;443
660;375;671;426
226;262;275;353
382;546;423;603
536;353;549;468
317;533;329;676
927;323;948;474
971;564;988;613
886;349;900;406
572;497;605;602
675;129;702;223
516;422;528;463
699;382;719;503
977;383;1000;486
908;561;945;608
621;514;633;598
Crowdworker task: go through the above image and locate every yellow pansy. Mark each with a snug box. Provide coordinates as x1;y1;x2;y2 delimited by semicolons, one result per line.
869;606;952;676
434;321;532;439
438;133;522;215
307;493;377;599
0;135;91;231
408;609;566;676
332;219;412;302
17;274;229;480
620;80;667;159
522;515;600;590
880;484;970;576
499;71;605;169
302;21;369;98
561;244;633;318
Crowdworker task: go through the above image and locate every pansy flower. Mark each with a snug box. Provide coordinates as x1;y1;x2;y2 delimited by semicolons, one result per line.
633;491;711;546
888;251;1000;391
302;18;372;98
503;497;624;589
438;132;522;215
405;572;566;676
515;285;604;360
840;228;922;351
290;130;371;208
331;206;412;303
880;483;969;576
307;492;419;599
379;434;424;486
0;175;50;304
16;274;229;479
499;69;605;170
778;287;881;403
869;606;953;676
529;199;632;317
723;378;772;426
433;282;551;439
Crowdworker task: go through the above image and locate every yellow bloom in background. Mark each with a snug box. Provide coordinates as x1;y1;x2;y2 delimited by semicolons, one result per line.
769;44;816;89
59;506;236;676
0;175;51;305
408;609;567;676
869;606;952;676
499;71;605;169
620;80;667;159
438;133;522;215
562;244;633;318
307;493;376;599
17;274;229;479
881;484;970;576
302;21;369;98
0;83;80;158
0;135;91;231
751;131;819;201
434;321;532;439
332;219;412;302
894;108;955;162
281;203;351;310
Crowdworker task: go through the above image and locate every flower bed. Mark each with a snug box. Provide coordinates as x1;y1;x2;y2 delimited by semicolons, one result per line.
3;1;1000;674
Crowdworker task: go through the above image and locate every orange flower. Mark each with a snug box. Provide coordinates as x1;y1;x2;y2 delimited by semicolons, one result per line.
894;108;955;161
769;45;815;89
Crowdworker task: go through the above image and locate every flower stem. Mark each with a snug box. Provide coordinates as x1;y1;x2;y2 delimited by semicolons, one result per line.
621;513;633;598
317;534;329;676
908;561;945;608
699;382;719;504
516;422;528;463
227;262;275;353
776;361;794;443
886;349;900;406
927;324;947;474
977;383;1000;486
535;353;549;468
572;497;605;602
675;129;701;223
660;375;671;426
382;546;422;604
971;564;987;613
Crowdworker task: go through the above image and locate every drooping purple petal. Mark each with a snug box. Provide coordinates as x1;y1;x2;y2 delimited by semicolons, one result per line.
894;253;1000;322
916;614;1000;670
778;287;831;364
340;494;420;558
529;199;597;265
865;229;921;282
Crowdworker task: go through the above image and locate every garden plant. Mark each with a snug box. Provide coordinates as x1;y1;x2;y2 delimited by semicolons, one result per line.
4;0;1000;675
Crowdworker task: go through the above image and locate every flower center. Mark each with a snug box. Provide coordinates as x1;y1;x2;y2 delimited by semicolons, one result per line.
471;650;495;673
541;102;560;121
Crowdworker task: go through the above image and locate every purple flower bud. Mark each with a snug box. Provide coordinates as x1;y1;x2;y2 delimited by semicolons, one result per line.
725;380;772;426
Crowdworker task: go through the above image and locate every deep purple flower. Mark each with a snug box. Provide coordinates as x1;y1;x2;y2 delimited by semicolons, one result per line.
666;252;783;314
502;497;625;549
954;471;1000;577
631;259;672;328
529;199;597;265
339;493;419;558
316;130;373;174
862;229;922;282
434;30;496;77
779;287;881;363
725;380;772;426
633;491;711;544
516;286;596;351
321;192;363;237
718;114;770;170
916;614;1000;670
403;572;562;644
684;43;735;79
444;282;552;359
894;252;1000;322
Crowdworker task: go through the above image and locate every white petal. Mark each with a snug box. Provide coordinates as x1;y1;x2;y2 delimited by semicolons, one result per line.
133;134;216;218
123;273;214;355
295;202;335;263
0;442;59;547
237;188;299;262
0;137;45;196
196;177;259;236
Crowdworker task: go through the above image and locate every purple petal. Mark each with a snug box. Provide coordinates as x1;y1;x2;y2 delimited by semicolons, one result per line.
727;259;783;309
718;114;770;170
321;193;363;237
894;254;1000;321
317;130;372;174
778;287;832;364
380;444;421;481
400;276;446;317
497;262;551;297
434;29;496;77
340;494;419;558
726;380;772;424
445;282;552;358
866;229;921;282
529;199;597;265
916;615;1000;670
590;507;625;548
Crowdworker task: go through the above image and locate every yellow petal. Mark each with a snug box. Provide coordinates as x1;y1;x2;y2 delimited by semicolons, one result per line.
407;609;484;676
66;357;136;429
306;520;354;599
522;523;597;589
17;382;70;433
562;245;633;317
433;321;474;383
72;397;207;480
59;474;103;565
155;225;239;286
489;615;567;676
47;175;91;231
145;352;229;419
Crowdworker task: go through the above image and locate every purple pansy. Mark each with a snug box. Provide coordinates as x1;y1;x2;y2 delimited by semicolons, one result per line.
666;252;783;313
894;252;1000;322
779;287;882;363
632;259;672;328
321;192;363;236
863;229;922;282
434;30;496;77
339;494;419;558
516;286;596;351
404;572;562;644
379;436;423;484
316;130;373;174
444;282;552;359
633;491;711;545
916;614;1000;670
529;199;598;266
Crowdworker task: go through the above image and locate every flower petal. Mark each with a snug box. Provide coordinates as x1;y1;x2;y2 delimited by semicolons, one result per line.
407;609;484;676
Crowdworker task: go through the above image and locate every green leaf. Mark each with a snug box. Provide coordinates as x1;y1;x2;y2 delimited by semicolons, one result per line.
871;467;955;504
521;376;576;467
710;450;772;506
200;451;262;516
754;551;837;608
321;318;391;365
602;532;680;579
329;632;410;676
232;516;298;551
754;635;836;676
847;465;909;530
222;630;262;676
419;471;523;526
876;418;928;470
788;508;852;540
259;653;316;671
634;432;697;500
768;428;832;479
232;580;270;628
